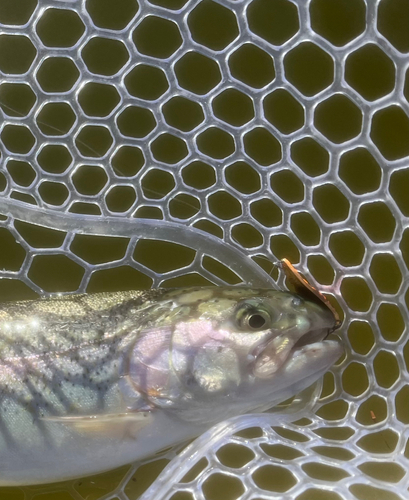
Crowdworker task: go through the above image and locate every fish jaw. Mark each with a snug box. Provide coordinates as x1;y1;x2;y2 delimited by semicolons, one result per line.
240;339;343;415
227;338;342;419
252;298;338;379
236;301;343;412
282;339;343;381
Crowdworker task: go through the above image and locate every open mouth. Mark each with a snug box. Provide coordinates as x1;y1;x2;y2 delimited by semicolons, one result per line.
292;327;329;350
252;326;334;379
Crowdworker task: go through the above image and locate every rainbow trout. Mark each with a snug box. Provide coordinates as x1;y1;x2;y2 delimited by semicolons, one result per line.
0;284;342;485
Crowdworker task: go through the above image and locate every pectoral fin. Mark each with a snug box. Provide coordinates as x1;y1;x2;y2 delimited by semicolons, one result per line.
41;411;152;438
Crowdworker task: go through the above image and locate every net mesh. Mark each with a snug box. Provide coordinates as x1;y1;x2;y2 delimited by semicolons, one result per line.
0;0;408;499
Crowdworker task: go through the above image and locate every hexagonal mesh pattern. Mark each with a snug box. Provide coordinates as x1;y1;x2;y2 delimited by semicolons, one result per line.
0;0;408;499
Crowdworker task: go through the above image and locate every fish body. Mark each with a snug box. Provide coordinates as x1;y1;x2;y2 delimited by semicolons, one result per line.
0;287;342;485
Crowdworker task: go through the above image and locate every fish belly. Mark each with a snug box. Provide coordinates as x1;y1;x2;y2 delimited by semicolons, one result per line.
0;408;198;485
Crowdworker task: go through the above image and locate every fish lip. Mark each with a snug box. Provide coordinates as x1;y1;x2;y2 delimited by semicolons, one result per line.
251;325;333;363
292;327;329;350
251;306;341;378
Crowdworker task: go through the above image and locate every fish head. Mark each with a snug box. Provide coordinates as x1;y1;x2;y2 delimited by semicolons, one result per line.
128;288;343;425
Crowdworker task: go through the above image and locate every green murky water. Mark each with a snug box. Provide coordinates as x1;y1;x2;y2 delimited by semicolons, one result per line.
0;0;408;499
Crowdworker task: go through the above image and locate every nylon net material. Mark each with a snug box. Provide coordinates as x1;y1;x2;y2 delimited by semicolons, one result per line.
0;0;408;499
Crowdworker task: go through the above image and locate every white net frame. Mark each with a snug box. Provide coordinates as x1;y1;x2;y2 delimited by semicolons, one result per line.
0;0;408;499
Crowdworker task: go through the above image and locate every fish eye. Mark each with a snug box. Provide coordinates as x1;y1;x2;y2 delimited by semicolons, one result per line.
237;307;271;331
248;313;267;329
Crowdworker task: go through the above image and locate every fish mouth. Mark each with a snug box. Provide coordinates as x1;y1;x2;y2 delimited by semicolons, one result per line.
292;327;330;350
252;324;331;359
252;324;337;379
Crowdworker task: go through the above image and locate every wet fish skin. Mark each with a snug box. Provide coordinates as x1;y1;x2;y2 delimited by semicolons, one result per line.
0;287;342;485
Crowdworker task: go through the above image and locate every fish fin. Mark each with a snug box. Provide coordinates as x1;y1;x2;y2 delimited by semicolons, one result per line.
41;411;152;438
